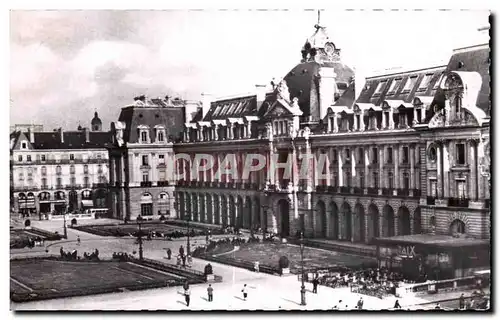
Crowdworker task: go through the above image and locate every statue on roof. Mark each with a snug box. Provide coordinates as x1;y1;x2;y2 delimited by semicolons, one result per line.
277;80;290;102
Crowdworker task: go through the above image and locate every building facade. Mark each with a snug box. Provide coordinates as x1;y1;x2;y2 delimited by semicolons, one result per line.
10;113;113;218
171;23;490;242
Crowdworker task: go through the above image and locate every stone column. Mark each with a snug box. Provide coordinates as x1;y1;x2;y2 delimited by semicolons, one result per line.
394;214;399;236
109;159;115;184
378;146;384;190
120;155;126;185
443;141;450;198
268;142;275;185
436;144;443;198
247;121;252;138
325;151;331;186
305;140;313;192
364;214;370;243
351;148;356;187
394;145;400;193
333;113;338;132
338;149;344;187
228;123;234;140
413;108;419;123
410;216;414;235
354;115;359;131
410;144;416;189
364;147;370;188
77;192;82;210
389;108;394;129
379;214;384;237
234;197;240;228
468;139;477;200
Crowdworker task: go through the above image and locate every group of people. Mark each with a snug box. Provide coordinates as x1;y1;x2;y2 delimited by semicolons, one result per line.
82;248;100;261
25;236;44;249
59;247;78;260
112;252;133;261
182;282;250;307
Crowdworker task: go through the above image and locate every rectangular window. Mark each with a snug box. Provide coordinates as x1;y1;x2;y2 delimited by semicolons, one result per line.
403;76;418;92
387;147;393;164
142;155;149;166
142;173;149;182
332;149;338;163
70;177;76;186
387;79;402;94
18;155;22;162
456;143;466;165
41;178;47;188
158;131;164;142
402;146;409;164
457;180;467;198
359;173;365;188
345;171;351;187
430;179;437;197
419;74;433;90
84;176;89;187
374;81;387;94
70;154;74;161
27;155;32;162
388;173;394;189
41;154;46;161
373;172;379;189
21;142;27;149
274;122;279;135
345;148;350;160
159;154;165;164
159;170;166;181
56;178;62;188
372;147;378;164
141;203;153;216
141;131;148;142
358;148;364;164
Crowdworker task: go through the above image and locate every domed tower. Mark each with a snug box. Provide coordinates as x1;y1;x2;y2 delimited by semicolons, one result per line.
91;111;102;131
284;11;354;123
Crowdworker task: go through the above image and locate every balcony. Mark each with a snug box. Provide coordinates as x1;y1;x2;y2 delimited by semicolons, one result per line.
381;188;393;196
157;181;169;187
448;197;469;208
353;187;364;194
397;188;410;197
339;186;350;194
367;187;378;195
427;196;436;205
140;181;152;187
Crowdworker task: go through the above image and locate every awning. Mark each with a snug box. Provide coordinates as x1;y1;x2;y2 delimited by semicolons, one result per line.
81;200;93;207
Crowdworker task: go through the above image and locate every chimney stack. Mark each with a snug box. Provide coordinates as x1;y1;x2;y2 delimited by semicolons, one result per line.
58;128;64;143
255;84;267;108
84;127;90;143
201;93;213;118
28;126;35;144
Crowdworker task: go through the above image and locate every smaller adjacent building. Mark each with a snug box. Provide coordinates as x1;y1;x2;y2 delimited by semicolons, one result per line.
10;113;113;218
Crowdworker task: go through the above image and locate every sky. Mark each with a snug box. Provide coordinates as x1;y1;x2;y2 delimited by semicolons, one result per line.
9;9;490;131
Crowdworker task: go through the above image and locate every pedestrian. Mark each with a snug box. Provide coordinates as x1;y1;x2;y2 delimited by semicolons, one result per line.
167;248;172;260
357;297;364;310
182;255;187;268
241;284;248;301
435;302;441;309
458;293;465;310
207;284;213;302
184;287;191;307
77;236;81;245
179;245;185;257
312;277;319;294
394;299;401;309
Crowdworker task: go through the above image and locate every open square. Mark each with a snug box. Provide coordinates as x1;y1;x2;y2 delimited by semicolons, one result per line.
10;258;188;302
74;222;209;237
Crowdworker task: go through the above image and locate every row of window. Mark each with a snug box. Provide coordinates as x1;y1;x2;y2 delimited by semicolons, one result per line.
429;179;468;199
187;124;248;142
211;101;249;118
16;153;104;162
19;175;107;188
322;146;416;165
139;129;166;143
373;73;443;96
428;143;468;165
322;171;413;189
141;154;167;166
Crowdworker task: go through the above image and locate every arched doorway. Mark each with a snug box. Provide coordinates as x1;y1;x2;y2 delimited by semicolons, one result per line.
382;204;395;237
179;192;185;220
398;206;411;236
38;192;51;214
221;196;228;227
354;203;365;243
328;202;339;240
449;219;466;235
315;201;327;238
54;191;66;214
192;194;199;222
68;191;78;212
367;204;379;242
228;196;236;227
413;207;422;234
140;193;153;217
158;193;170;216
277;199;290;237
243;197;252;229
199;194;206;222
341;202;352;241
206;194;213;224
236;196;244;228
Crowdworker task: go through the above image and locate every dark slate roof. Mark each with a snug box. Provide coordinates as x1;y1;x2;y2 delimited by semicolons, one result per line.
356;66;446;106
284;61;354;119
202;95;258;122
333;81;356;107
30;131;113;150
117;106;185;143
435;44;490;115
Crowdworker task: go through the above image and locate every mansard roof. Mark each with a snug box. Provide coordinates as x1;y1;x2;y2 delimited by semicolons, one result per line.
202;95;258;122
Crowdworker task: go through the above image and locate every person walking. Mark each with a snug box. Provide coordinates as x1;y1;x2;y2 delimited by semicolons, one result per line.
458;293;465;310
184;287;191;307
241;284;248;301
357;297;364;310
166;248;172;260
393;299;401;309
77;236;81;246
312;277;319;294
179;245;185;257
207;284;213;302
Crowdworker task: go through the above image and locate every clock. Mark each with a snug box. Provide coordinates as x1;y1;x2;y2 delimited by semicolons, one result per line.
324;42;335;55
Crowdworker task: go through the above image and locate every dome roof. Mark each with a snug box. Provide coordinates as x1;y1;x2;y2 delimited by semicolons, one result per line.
91;112;102;125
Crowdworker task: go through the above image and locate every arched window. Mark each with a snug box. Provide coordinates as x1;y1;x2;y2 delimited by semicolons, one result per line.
158;193;170;216
373;171;379;189
83;165;89;174
450;219;466;234
140;193;153;216
158;131;164;142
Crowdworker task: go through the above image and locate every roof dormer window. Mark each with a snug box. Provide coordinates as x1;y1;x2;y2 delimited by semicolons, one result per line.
21;141;27;149
373;81;387;95
402;76;418;93
418;74;433;91
387;79;402;95
137;125;150;143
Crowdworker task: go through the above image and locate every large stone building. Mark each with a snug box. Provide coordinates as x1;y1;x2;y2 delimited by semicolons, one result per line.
10;112;113;218
170;22;490;242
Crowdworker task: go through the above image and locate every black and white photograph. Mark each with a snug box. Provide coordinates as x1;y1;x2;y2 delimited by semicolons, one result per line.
9;7;492;311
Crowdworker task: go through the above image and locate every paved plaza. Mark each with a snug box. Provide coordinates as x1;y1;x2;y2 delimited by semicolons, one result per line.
9;219;485;311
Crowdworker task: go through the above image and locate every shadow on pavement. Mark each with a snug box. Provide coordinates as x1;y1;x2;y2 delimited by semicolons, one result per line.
234;295;245;301
282;298;302;306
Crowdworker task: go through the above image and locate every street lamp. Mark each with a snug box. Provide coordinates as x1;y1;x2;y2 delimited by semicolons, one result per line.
300;231;306;306
137;219;144;260
186;213;191;256
63;213;68;239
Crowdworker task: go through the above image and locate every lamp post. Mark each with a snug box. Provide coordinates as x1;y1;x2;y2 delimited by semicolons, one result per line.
137;221;144;260
185;212;191;256
63;213;67;239
300;231;306;306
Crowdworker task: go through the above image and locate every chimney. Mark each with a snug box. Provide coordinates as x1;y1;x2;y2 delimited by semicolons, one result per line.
83;127;90;143
58;128;64;143
255;84;267;108
201;93;213;118
28;126;35;144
